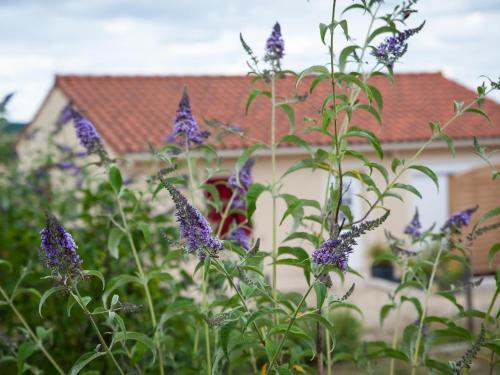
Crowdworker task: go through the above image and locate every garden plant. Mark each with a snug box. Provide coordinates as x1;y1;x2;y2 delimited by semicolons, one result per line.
0;0;499;374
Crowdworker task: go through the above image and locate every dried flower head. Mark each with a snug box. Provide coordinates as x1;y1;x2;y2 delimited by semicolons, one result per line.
404;208;422;238
40;212;81;281
442;206;478;232
167;89;209;147
162;179;223;259
264;22;285;65
372;22;425;68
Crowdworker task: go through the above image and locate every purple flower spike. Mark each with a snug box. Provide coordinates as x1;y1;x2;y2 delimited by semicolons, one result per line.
265;22;285;64
40;213;81;281
228;227;250;251
167;89;209;148
71;110;102;154
165;182;223;259
229;158;255;210
372;22;425;68
404;209;422;238
442;206;478;232
57;103;73;126
312;238;349;271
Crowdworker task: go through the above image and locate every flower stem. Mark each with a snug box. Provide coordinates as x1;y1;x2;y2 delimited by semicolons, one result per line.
266;282;315;374
0;285;65;375
212;258;266;345
411;240;445;375
389;259;408;375
115;194;165;375
72;288;126;375
202;264;212;375
270;72;279;325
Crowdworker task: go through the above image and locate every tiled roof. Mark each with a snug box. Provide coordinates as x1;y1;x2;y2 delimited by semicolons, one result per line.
54;73;500;155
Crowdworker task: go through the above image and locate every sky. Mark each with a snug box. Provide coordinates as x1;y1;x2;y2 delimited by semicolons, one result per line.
1;0;499;122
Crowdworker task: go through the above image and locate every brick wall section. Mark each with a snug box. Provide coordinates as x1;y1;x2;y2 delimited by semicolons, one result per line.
449;166;500;274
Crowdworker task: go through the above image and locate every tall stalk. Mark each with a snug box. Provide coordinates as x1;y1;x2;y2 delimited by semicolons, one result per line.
389;259;408;375
184;147;212;375
270;72;279;324
72;288;126;375
411;240;445;375
0;285;65;375
114;193;165;375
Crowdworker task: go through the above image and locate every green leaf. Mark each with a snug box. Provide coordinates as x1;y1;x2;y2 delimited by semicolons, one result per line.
409;165;439;190
39;286;64;317
102;274;142;307
380;304;395;326
246;183;267;221
367;84;383;111
339;45;359;72
107;228;124;259
83;270;106;290
319;23;328;44
69;352;106;375
278;104;295;134
391;158;403;173
17;341;37;374
245;89;271;114
488;243;500;267
108;165;123;193
439;133;455;156
112;331;156;363
393;183;422;199
137;222;151;244
367;25;397;44
0;259;12;272
344;126;383;159
465;107;491;124
279;134;311;153
296;65;330;89
475;205;500;227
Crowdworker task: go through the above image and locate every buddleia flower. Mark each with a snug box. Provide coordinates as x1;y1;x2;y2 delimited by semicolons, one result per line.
264;22;285;67
40;212;81;282
312;211;389;271
167;89;209;148
57;103;73;127
228;158;255;209
404;208;422;238
163;180;223;259
228;226;250;251
372;22;425;68
442;206;478;232
71;109;110;163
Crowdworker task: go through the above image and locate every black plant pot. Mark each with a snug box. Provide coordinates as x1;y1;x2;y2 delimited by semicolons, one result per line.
371;264;394;281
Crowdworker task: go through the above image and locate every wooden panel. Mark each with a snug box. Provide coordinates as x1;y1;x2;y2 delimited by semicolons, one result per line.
449;166;500;274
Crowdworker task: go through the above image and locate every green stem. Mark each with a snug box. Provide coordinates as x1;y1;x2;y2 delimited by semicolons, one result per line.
486;289;499;375
115;195;165;375
270;72;279;325
353;89;494;226
216;191;237;238
72;289;126;375
202;265;212;375
212;259;266;345
389;259;408;375
411;241;445;375
266;282;316;374
0;285;65;375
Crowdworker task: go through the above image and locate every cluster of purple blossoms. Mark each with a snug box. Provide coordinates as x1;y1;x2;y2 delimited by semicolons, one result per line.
404;209;422;238
40;213;82;280
264;22;285;64
166;89;209;148
229;158;255;209
71;110;102;153
57;103;73;127
164;182;223;259
312;212;389;271
228;226;250;251
442;206;478;232
372;22;425;68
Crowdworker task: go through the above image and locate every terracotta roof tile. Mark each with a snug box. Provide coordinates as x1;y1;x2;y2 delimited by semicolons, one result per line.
54;73;500;155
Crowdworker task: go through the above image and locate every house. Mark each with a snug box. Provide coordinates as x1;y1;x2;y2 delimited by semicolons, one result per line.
17;73;500;286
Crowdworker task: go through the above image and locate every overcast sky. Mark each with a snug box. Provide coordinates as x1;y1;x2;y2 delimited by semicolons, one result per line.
1;0;499;122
